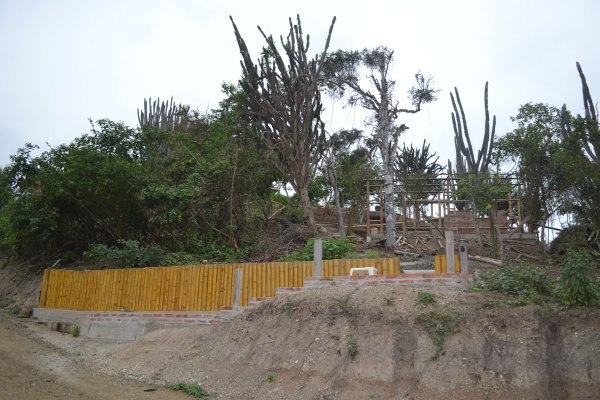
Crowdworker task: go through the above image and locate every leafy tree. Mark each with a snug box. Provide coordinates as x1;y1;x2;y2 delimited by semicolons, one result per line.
1;122;147;256
394;140;444;215
321;129;366;237
230;15;336;232
323;46;437;247
495;103;562;238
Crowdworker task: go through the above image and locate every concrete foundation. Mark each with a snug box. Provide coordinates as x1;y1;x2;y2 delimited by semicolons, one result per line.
32;308;244;341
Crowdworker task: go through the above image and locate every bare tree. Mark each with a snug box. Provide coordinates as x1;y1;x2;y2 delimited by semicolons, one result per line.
323;47;437;248
230;15;336;232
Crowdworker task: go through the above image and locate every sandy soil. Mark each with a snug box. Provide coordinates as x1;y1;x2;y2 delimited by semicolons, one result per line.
0;311;188;400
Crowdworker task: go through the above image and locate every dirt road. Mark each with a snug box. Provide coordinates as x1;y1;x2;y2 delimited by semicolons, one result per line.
0;312;188;400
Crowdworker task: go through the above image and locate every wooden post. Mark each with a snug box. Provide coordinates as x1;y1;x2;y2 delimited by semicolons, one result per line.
314;239;323;278
402;193;407;236
233;268;243;307
366;179;371;242
445;230;455;273
437;192;442;230
379;185;384;237
459;239;469;277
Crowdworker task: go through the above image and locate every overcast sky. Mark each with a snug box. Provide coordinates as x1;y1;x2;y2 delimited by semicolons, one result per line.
1;0;599;168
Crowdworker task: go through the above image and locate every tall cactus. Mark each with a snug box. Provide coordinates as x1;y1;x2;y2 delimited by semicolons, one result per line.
560;62;600;228
450;82;496;175
449;82;498;255
137;96;182;132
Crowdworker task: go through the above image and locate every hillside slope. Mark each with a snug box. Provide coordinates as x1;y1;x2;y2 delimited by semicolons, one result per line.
23;284;600;400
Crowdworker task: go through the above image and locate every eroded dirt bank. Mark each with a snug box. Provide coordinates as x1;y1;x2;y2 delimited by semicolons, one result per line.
19;285;600;400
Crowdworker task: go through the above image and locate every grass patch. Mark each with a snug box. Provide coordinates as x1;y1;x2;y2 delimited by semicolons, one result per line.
168;383;211;399
416;308;463;360
362;249;380;259
383;290;396;305
285;297;295;317
8;306;21;316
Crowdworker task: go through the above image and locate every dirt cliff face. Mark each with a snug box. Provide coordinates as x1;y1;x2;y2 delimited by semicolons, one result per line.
78;286;599;400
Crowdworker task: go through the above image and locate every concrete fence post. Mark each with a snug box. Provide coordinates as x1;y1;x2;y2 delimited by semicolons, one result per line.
314;239;323;278
459;238;469;277
233;268;243;307
445;230;455;273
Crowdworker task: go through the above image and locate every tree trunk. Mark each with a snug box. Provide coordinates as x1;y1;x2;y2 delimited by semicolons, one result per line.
229;151;239;250
489;202;503;260
383;167;396;248
297;184;317;233
326;163;346;238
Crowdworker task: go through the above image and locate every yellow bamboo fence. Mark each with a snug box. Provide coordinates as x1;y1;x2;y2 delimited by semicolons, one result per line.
434;254;461;273
39;258;400;312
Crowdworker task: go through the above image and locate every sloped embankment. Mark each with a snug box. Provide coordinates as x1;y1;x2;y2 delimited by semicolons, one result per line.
85;285;600;400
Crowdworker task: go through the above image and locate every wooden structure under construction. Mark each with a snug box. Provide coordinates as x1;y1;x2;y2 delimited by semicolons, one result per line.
358;174;533;242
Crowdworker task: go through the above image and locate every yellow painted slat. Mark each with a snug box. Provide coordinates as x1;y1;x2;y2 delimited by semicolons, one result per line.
190;266;200;311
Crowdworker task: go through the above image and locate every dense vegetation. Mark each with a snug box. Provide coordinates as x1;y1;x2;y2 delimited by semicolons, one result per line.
0;16;598;274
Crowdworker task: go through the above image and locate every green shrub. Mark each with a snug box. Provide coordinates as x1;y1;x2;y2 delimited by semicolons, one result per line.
266;372;276;383
285;237;355;261
416;291;437;306
71;325;80;337
84;240;165;268
168;383;211;399
416;308;463;359
159;252;202;266
481;265;552;301
558;250;600;306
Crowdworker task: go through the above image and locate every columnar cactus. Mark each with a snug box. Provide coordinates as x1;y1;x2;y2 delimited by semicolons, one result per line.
450;82;496;175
